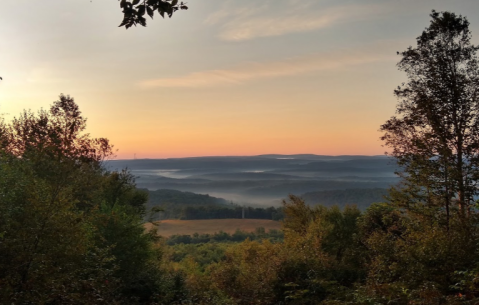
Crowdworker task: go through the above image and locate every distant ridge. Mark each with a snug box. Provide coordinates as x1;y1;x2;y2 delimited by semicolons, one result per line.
111;154;389;162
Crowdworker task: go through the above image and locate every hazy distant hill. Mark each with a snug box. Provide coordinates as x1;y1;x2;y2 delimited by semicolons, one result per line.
302;188;389;210
107;155;400;205
186;172;309;181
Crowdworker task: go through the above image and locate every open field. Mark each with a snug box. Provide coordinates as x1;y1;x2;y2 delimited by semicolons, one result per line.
145;219;282;237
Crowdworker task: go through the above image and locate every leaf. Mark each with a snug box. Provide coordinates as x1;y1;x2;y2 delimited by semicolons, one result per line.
171;0;178;6
146;6;154;18
118;18;129;27
132;0;141;5
138;5;146;16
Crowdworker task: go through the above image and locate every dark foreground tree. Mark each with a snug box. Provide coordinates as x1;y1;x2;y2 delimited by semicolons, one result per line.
0;95;185;304
380;11;479;226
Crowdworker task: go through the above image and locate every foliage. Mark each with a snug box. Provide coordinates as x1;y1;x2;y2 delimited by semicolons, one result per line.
148;189;229;207
0;95;184;304
166;228;284;245
118;0;188;29
380;11;479;224
147;189;284;220
0;156;116;304
302;188;389;210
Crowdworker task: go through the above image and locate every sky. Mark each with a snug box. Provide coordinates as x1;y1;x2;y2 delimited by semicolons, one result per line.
1;0;479;159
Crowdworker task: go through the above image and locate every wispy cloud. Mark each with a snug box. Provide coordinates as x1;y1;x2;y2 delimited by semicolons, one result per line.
205;0;395;41
139;45;397;88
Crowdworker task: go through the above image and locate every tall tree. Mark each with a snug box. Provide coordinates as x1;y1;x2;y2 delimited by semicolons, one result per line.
381;11;479;225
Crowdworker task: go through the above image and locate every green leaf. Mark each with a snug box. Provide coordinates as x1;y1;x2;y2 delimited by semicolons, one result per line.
171;0;178;6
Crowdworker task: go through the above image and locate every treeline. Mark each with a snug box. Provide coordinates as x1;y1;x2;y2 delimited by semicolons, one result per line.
147;189;229;207
147;189;229;220
166;228;284;245
146;189;284;220
302;188;388;210
182;205;284;220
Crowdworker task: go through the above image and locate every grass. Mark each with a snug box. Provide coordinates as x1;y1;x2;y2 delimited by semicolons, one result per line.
145;219;282;237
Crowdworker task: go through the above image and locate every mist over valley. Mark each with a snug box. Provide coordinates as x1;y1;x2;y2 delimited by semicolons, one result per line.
108;154;399;207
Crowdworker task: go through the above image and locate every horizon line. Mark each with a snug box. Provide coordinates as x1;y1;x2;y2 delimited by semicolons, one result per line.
109;153;389;161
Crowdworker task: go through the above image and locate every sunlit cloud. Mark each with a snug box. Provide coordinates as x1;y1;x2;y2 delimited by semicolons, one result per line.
205;0;395;41
139;45;397;88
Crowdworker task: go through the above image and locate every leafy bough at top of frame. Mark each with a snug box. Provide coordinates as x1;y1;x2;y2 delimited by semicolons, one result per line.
118;0;188;29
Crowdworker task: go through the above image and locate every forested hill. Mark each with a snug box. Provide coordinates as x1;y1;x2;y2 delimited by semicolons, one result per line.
147;189;231;220
147;189;229;207
302;188;388;210
146;189;285;220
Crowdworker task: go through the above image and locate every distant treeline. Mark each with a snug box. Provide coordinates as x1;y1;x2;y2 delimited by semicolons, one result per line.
147;188;388;220
147;189;284;220
302;188;388;210
147;189;229;207
167;228;284;245
182;205;284;220
147;189;228;219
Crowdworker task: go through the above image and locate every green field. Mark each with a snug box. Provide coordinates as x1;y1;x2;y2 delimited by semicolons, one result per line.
146;219;282;237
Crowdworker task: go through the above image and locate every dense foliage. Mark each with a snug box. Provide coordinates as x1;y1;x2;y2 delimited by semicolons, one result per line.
0;95;183;304
302;188;389;210
166;228;284;245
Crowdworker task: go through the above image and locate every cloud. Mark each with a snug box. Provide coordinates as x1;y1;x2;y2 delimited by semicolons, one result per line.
139;46;397;88
205;0;394;41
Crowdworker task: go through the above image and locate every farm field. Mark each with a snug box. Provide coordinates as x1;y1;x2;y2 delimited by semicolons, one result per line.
145;219;282;237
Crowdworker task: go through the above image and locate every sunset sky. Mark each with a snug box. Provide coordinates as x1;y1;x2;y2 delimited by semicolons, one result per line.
1;0;479;159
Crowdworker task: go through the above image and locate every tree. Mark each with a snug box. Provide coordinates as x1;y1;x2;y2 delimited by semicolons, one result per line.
3;94;114;211
118;0;188;29
380;11;479;226
0;95;182;303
